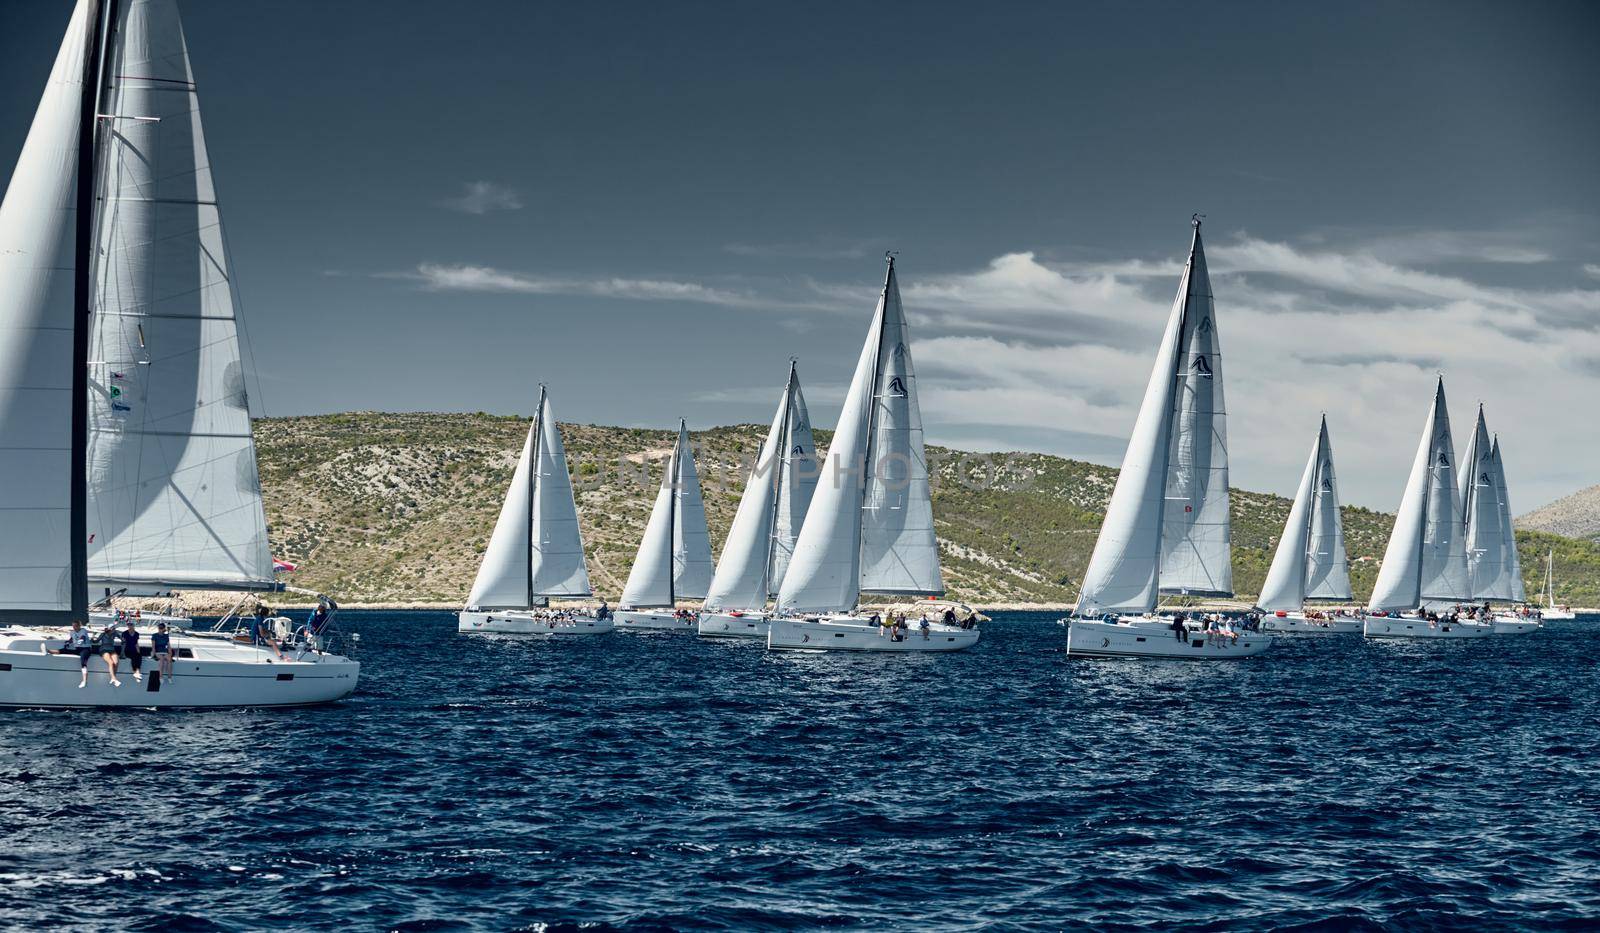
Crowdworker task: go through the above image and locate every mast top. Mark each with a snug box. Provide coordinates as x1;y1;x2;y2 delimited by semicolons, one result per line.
1191;213;1205;229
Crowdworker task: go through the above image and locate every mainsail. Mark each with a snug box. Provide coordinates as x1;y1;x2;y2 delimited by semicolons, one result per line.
1490;437;1526;603
1460;406;1514;601
1369;378;1470;612
704;362;818;612
1077;217;1232;615
465;389;591;610
0;0;94;618
85;0;273;591
779;255;943;614
1257;416;1350;611
620;421;713;608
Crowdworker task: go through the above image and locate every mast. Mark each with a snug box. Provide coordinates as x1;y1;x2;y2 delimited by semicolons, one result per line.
760;360;797;603
668;419;682;608
854;254;895;610
71;0;112;622
1153;215;1204;596
526;385;546;609
1299;417;1326;598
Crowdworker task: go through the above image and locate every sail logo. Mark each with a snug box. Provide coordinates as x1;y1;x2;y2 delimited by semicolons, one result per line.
1197;316;1213;335
108;383;131;412
1437;451;1450;466
1480;471;1492;485
1321;476;1333;491
1192;355;1213;376
887;376;907;395
792;444;806;456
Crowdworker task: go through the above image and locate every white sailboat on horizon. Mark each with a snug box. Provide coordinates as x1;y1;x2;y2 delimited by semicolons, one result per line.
766;254;979;653
1064;217;1269;659
458;387;608;635
1459;407;1540;634
698;360;818;639
615;419;714;631
1257;416;1361;633
0;0;357;707
1364;378;1492;639
1540;549;1576;620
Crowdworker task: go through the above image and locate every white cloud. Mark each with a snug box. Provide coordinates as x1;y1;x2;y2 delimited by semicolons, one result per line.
409;263;751;306
1585;263;1600;280
437;181;523;215
884;233;1600;511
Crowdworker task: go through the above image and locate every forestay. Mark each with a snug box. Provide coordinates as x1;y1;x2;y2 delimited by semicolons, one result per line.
86;0;273;591
0;0;92;617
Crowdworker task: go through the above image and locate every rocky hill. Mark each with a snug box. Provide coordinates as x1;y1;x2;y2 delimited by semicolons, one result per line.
252;412;1600;607
1519;484;1600;544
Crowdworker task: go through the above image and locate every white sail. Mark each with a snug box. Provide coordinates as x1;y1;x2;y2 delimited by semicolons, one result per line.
1460;407;1513;600
1303;418;1351;600
85;0;273;591
1159;229;1231;596
528;393;590;597
1491;437;1526;603
671;421;714;600
1370;378;1468;611
705;363;816;612
621;421;711;607
860;261;942;596
1257;422;1319;612
0;0;92;618
771;370;817;592
1078;220;1216;615
467;418;538;609
781;258;938;613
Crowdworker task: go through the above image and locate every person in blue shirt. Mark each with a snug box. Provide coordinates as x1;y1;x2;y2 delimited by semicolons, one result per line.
121;620;142;683
151;622;174;682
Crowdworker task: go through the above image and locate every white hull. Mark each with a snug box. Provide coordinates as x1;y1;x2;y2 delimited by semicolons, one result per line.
1362;616;1494;639
767;616;980;652
0;628;358;709
697;611;770;639
1491;616;1543;635
1542;608;1576;621
457;610;613;635
1259;612;1363;634
1066;617;1271;659
615;610;698;632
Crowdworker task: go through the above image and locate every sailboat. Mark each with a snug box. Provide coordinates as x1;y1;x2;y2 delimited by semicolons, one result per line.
1363;378;1491;639
0;0;358;707
1459;408;1539;634
698;361;818;639
767;255;979;653
1257;417;1361;633
615;420;714;631
458;388;607;635
1063;218;1268;659
1541;550;1575;620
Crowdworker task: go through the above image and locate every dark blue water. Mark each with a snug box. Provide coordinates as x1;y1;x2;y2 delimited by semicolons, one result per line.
2;611;1598;930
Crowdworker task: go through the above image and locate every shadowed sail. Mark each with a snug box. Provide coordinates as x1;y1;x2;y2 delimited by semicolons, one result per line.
85;0;274;591
1077;217;1232;616
1459;406;1516;601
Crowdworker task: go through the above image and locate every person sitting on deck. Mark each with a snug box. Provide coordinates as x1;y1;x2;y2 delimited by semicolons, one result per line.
596;599;611;621
152;623;174;682
121;620;142;683
52;620;95;689
920;616;931;639
250;604;286;660
97;624;122;687
1170;613;1188;642
942;607;957;627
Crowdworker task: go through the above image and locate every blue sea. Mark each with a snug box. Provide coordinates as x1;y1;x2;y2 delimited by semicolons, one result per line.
2;611;1598;931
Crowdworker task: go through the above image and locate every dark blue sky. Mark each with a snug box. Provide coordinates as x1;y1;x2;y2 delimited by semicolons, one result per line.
3;0;1597;508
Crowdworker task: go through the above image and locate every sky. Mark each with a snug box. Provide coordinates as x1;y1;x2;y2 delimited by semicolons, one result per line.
2;0;1597;512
